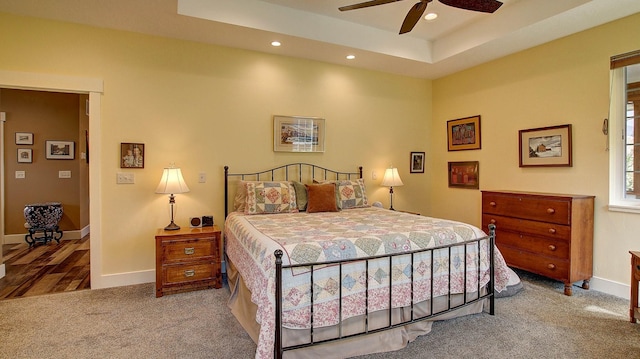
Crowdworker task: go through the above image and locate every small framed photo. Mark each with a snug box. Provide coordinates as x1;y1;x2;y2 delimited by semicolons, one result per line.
519;124;572;167
46;140;75;160
274;115;325;152
447;115;481;151
17;148;32;163
410;152;425;173
448;161;479;189
15;132;33;145
121;143;145;168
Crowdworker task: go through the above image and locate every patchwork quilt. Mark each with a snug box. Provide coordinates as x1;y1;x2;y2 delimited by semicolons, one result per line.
225;207;510;359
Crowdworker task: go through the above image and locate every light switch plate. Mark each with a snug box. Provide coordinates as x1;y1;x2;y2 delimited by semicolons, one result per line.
59;170;71;178
117;172;135;184
15;171;25;179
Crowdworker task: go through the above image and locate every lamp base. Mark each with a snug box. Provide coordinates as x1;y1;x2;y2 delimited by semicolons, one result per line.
164;221;180;231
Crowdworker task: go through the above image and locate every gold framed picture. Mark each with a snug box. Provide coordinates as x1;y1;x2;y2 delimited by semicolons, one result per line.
448;161;479;189
447;115;481;151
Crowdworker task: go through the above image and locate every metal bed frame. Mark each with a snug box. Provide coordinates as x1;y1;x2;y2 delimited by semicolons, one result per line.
224;163;495;359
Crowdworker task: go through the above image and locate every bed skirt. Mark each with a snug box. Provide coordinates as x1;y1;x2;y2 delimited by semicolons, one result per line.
227;258;486;359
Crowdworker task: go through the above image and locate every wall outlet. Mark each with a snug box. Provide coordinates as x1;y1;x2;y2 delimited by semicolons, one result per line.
15;171;25;179
116;172;135;184
59;170;72;178
199;172;206;183
372;171;377;180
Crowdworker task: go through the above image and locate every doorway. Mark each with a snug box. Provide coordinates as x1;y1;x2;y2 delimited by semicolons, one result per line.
0;69;103;290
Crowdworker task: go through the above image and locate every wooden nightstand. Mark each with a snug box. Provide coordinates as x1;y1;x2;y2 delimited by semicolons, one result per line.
155;226;222;297
630;251;640;323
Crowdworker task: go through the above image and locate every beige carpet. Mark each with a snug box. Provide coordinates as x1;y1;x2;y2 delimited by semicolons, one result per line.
0;270;638;358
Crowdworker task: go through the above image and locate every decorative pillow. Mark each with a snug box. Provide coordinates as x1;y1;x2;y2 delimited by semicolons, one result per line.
291;181;308;211
244;181;298;215
305;183;339;213
233;180;249;212
320;179;369;209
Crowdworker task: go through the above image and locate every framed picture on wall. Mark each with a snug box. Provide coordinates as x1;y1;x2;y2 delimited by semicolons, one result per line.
17;148;32;163
410;152;425;173
448;161;479;189
121;143;145;168
273;115;325;152
15;132;33;145
519;124;572;167
447;115;481;151
46;140;75;160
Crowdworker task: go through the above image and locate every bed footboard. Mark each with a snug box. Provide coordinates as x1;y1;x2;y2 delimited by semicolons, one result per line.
273;224;497;359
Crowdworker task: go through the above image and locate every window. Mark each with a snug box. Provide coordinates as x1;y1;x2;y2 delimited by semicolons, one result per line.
609;50;640;213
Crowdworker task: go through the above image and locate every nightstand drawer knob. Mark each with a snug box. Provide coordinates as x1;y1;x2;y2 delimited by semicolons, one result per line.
184;269;196;277
547;208;555;214
547;263;556;270
548;228;556;234
548;244;556;251
490;219;496;224
184;247;195;255
489;201;496;207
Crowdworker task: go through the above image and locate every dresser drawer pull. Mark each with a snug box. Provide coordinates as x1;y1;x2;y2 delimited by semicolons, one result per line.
184;269;196;277
184;247;195;255
489;201;496;207
490;219;496;224
547;263;556;270
548;228;556;234
546;208;555;214
548;244;556;251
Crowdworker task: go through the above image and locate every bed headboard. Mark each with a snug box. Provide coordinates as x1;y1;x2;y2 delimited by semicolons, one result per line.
224;163;363;218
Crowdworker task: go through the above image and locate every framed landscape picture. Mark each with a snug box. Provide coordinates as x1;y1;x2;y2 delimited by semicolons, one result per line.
274;115;325;152
17;148;32;163
15;132;33;145
46;140;75;160
519;124;572;167
447;115;481;151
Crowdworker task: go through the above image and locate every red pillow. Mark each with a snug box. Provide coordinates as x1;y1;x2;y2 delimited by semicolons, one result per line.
305;183;339;213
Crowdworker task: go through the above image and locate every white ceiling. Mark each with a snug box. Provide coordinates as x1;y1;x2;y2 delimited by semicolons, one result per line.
1;0;639;79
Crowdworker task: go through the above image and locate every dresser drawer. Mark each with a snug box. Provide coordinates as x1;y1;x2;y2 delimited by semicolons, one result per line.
482;193;571;225
499;245;569;280
163;262;217;285
482;214;571;239
495;230;569;260
162;238;216;263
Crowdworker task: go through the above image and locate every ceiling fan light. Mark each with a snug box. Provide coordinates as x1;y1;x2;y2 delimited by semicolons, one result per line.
271;41;281;47
346;55;356;60
425;12;438;21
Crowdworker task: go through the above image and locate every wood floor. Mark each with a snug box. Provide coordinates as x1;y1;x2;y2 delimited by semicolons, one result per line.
0;235;90;300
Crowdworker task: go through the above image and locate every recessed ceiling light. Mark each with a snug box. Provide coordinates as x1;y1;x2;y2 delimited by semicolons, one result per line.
271;41;281;47
424;13;438;21
346;55;356;60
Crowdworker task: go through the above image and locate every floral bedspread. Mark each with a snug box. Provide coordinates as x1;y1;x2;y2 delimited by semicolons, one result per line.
224;207;510;359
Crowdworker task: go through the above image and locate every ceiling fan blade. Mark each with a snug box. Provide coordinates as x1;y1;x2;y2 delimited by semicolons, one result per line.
400;1;429;34
438;0;503;13
339;0;404;11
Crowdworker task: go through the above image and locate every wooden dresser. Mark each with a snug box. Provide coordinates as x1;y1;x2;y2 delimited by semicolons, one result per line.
155;226;222;297
481;190;594;296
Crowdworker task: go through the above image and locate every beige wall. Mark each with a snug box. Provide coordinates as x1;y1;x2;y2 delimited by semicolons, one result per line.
432;12;640;290
0;13;431;278
1;89;86;234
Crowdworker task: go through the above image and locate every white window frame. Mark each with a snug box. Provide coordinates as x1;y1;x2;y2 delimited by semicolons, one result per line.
609;58;640;213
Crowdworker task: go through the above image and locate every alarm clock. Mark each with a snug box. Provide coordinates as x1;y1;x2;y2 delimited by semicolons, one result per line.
190;215;214;228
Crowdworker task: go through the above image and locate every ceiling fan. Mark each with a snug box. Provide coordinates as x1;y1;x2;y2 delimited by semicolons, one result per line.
339;0;503;34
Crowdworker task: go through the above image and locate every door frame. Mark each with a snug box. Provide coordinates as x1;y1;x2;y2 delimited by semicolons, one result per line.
0;70;104;287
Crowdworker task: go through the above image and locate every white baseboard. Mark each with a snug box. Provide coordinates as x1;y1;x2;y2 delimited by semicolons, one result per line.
92;269;155;290
590;276;630;300
0;263;5;279
4;226;89;244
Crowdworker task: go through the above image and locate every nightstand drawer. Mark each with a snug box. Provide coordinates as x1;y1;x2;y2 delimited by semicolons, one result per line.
164;262;216;285
163;239;215;262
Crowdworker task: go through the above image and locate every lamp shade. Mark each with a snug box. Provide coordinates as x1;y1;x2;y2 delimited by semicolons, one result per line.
155;167;190;194
381;168;404;187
